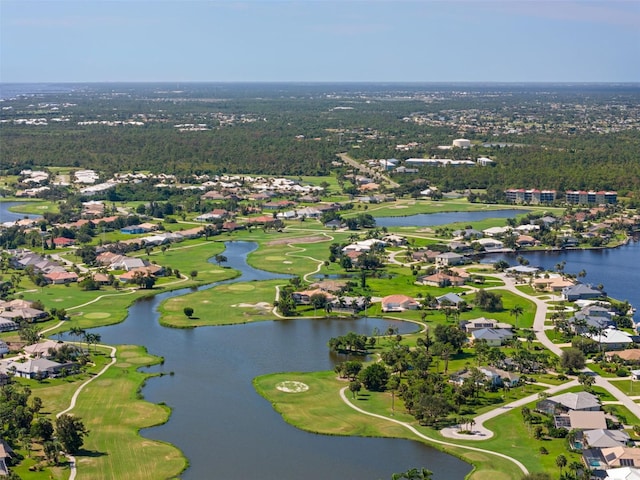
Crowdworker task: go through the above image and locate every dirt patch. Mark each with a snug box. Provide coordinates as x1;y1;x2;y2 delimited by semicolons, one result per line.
266;235;326;246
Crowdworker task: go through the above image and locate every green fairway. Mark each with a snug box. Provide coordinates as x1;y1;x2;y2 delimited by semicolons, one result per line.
70;345;186;480
255;371;527;480
159;279;284;327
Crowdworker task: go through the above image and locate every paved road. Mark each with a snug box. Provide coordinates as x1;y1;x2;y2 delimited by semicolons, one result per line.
337;152;400;189
339;387;529;475
495;273;640;422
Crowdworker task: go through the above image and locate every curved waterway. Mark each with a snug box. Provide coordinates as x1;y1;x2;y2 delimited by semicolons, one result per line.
90;241;471;480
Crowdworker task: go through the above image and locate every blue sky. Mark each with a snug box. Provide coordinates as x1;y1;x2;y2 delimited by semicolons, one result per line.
1;0;639;83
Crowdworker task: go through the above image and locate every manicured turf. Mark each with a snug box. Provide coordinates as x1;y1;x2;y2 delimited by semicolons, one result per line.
70;345;186;480
255;371;526;480
159;279;284;327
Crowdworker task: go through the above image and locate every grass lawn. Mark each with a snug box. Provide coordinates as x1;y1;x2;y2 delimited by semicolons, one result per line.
159;279;283;327
1;199;59;215
254;371;530;479
70;345;186;480
607;377;640;396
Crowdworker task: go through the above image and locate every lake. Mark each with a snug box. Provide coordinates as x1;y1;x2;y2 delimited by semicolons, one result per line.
374;209;526;227
483;236;640;322
88;241;471;480
0;201;42;223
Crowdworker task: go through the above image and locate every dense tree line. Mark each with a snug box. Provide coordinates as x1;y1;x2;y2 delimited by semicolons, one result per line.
2;84;638;196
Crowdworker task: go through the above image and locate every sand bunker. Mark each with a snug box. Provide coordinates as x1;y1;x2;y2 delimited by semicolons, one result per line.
276;381;309;393
266;235;326;246
233;302;272;310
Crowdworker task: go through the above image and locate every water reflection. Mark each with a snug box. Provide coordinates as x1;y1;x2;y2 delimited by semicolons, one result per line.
88;241;470;480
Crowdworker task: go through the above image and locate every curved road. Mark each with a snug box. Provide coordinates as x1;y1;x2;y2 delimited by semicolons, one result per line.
339;387;529;475
486;273;640;423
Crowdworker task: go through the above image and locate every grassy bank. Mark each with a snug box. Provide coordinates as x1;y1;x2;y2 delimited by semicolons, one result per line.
254;371;525;479
70;345;187;480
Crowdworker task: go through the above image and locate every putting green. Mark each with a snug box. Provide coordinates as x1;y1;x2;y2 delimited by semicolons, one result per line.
84;312;111;319
276;381;309;393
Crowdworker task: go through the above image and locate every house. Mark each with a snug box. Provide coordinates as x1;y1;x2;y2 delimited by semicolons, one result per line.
295;207;323;218
609;349;640;363
483;226;513;237
110;257;147;271
52;237;76;247
23;340;67;358
418;272;466;287
435;252;464;267
475;238;504;251
588;446;640;468
585;328;634;351
451;366;519;388
436;293;466;308
555;410;607;430
536;391;600;414
604;467;640;480
381;295;419;312
120;225;149;234
44;271;79;284
563;284;606;301
461;317;500;333
292;289;334;305
0;439;14;477
179;227;205;238
452;228;483;240
578;429;630;449
324;219;344;229
533;276;575;292
0;340;8;356
470;328;514;346
3;358;69;379
515;235;537;247
568;312;615;334
0;319;18;332
505;266;540;275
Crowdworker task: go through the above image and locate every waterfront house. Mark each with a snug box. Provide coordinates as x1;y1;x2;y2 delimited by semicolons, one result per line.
563;284;606;301
585;328;634;351
435;252;464;267
381;295;419;312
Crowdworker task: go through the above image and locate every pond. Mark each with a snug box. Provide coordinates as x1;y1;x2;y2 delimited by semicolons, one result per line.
374;209;526;228
0;201;42;223
87;241;471;479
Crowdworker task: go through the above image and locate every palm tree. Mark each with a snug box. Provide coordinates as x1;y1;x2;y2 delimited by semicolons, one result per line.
510;305;524;329
69;326;86;343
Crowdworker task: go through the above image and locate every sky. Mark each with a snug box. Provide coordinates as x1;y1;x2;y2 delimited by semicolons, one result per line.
1;0;639;83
